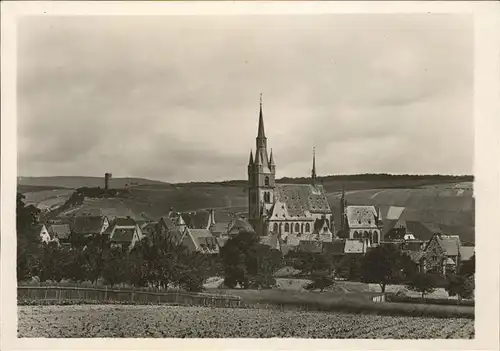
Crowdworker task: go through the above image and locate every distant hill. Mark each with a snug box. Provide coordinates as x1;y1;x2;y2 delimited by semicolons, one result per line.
17;176;170;189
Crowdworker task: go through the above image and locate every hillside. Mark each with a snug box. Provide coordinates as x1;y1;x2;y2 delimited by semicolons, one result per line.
17;176;169;189
20;175;475;243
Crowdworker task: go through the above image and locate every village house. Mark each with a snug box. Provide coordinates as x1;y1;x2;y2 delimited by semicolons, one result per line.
103;217;144;250
46;223;71;247
419;233;475;275
168;209;216;230
35;224;51;244
68;215;110;237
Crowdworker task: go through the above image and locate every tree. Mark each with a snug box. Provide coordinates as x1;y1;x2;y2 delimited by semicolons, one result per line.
361;244;403;292
406;272;438;299
16;193;42;281
83;234;110;285
446;274;474;303
102;246;128;287
460;254;475;277
220;231;281;289
336;254;363;281
292;252;331;277
304;271;335;292
38;241;67;283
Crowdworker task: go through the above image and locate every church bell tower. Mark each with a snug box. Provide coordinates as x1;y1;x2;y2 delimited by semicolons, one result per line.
248;94;276;236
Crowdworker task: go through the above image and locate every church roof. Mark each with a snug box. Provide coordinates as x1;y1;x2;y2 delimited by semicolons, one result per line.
275;184;331;217
345;206;378;229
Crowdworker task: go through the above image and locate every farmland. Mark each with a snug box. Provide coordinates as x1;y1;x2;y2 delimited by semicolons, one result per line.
18;305;474;338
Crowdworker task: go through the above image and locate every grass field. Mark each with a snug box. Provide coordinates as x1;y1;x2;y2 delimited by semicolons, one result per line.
18;305;474;338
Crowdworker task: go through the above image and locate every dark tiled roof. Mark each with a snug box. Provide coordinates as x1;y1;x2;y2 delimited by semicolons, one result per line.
323;240;346;255
228;218;255;235
275;184;331;217
70;216;104;234
313;217;331;234
111;228;136;243
405;221;435;241
179;211;211;229
189;229;218;252
114;217;136;226
210;222;230;235
401;240;426;252
47;224;71;239
298;240;323;253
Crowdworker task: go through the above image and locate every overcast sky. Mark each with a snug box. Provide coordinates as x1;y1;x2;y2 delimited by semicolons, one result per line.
18;14;473;182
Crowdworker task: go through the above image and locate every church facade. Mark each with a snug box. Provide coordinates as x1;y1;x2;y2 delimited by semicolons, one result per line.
247;96;335;244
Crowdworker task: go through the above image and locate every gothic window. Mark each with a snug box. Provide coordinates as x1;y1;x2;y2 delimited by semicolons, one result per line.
373;231;379;245
295;223;300;233
353;231;360;239
265;176;270;186
305;223;310;232
264;192;271;203
273;223;278;233
285;223;290;232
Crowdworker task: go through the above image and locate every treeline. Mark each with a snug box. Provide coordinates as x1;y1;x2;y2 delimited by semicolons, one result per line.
171;174;473;188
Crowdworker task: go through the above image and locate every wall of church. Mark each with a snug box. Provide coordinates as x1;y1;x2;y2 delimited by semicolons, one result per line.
349;229;381;246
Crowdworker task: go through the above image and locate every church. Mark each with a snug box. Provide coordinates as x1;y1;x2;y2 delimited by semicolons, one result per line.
247;96;335;244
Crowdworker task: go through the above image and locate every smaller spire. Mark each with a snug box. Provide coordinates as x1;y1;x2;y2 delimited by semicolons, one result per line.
248;150;254;165
270;149;275;166
255;149;262;165
311;146;317;184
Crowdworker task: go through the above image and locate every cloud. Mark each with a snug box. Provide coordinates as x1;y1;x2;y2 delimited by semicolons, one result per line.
17;14;473;182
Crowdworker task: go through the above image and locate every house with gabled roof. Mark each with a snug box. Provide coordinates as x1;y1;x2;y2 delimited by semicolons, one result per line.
69;215;110;237
104;217;143;250
419;233;474;275
46;224;71;246
178;228;219;254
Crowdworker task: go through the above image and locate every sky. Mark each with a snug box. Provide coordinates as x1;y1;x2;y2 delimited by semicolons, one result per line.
17;14;473;183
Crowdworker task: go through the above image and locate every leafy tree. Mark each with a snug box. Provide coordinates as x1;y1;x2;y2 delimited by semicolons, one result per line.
304;271;335;292
361;244;403;292
83;234;110;285
292;252;331;277
16;193;42;281
220;231;280;289
406;272;438;299
336;254;363;281
102;246;128;287
460;254;475;277
446;274;474;303
38;241;66;283
63;248;87;285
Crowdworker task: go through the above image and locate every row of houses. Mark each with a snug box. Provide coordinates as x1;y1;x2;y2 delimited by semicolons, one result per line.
36;206;474;276
36;209;256;253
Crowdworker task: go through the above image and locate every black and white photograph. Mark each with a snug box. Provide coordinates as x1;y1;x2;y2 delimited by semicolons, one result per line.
1;1;499;348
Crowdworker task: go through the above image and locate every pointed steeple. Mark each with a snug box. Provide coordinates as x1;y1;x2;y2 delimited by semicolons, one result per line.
255;149;262;165
257;93;266;140
248;150;254;165
269;149;275;166
311;146;317;184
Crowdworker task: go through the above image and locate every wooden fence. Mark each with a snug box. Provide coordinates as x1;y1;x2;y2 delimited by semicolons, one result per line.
18;286;242;308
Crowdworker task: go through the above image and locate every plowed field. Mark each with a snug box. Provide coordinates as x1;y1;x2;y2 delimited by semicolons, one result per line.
18;305;474;339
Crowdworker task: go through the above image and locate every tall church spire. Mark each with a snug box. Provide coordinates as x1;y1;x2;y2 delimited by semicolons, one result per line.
257;93;266;140
311;146;317;184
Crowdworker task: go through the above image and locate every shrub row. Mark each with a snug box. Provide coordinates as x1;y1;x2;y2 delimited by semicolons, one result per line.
386;294;474;307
